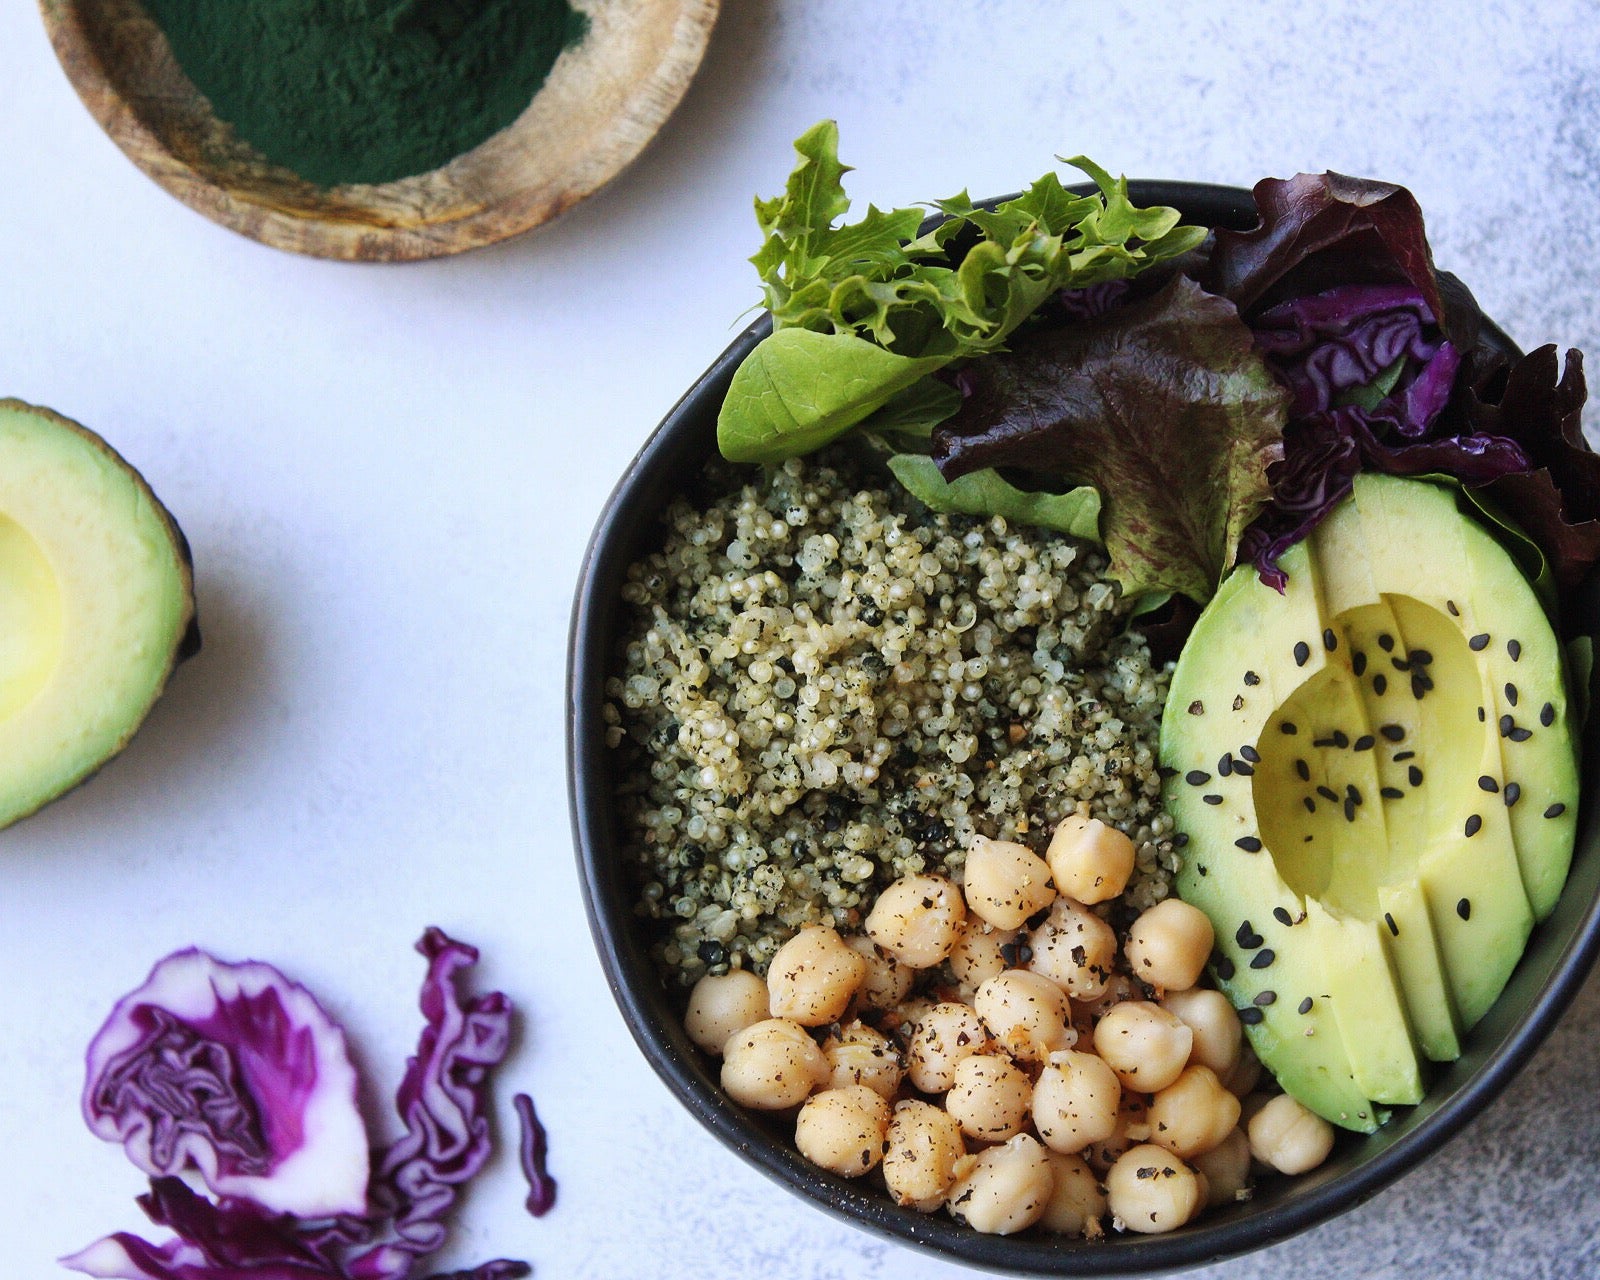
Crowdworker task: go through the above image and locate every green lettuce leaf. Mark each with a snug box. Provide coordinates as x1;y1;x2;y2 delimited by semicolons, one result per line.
932;276;1288;605
717;122;1207;465
886;453;1102;541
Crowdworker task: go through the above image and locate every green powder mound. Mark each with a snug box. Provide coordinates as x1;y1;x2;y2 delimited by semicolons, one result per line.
143;0;588;188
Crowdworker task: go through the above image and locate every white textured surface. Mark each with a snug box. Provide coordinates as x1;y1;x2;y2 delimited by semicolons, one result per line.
2;2;1598;1278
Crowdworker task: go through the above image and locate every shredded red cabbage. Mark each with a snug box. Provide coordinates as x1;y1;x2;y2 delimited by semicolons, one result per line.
512;1094;555;1218
64;931;530;1280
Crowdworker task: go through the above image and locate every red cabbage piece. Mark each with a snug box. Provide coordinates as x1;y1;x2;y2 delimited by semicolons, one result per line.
81;948;368;1218
64;931;526;1280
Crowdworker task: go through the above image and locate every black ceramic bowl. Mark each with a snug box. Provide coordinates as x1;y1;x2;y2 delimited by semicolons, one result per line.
568;182;1600;1274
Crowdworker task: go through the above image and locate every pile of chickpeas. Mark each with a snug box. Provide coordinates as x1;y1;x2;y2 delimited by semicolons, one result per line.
682;811;1335;1237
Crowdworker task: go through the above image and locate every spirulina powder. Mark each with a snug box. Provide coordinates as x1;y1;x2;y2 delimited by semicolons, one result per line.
144;0;588;188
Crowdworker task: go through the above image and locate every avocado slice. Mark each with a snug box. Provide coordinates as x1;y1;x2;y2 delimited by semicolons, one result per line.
1161;473;1577;1130
0;399;197;829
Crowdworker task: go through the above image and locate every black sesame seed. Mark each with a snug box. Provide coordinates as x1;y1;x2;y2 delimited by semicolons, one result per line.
1273;907;1294;926
1457;898;1472;921
1478;706;1486;722
1298;996;1314;1014
1478;775;1499;794
1411;673;1432;699
1381;787;1405;800
1240;744;1261;764
1353;734;1376;752
1333;730;1350;749
1373;674;1388;695
1394;750;1415;761
1157;765;1178;780
1384;913;1399;937
1469;633;1490;651
1505;683;1519;706
1280;721;1298;735
1353;651;1368;676
1250;949;1276;970
1216;955;1235;979
1378;633;1395;652
1244;670;1261;686
1217;753;1234;777
1189;700;1205;715
1541;702;1556;727
1294;640;1311;667
1509;639;1522;661
1504;782;1521;807
1235;836;1263;853
1233;760;1256;777
1500;714;1515;737
1239;1007;1265;1026
1185;770;1211;786
1174;832;1190;847
1391;656;1412;672
1545;803;1567;819
1346;784;1362;805
1410;649;1433;666
1323;628;1338;652
1296;759;1311;781
1344;797;1357;822
1197;864;1208;876
1379;724;1405;742
1465;814;1482;837
1317;785;1339;802
1303;797;1317;814
1408;765;1424;786
1447;600;1460;616
1236;921;1262;949
1509;727;1533;742
1203;793;1224;806
1313;736;1338;748
1254;990;1278;1007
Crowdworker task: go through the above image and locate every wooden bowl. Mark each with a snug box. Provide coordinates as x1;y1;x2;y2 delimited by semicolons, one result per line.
39;0;719;261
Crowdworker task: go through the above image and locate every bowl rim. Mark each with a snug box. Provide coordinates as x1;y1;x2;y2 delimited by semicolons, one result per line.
567;179;1600;1275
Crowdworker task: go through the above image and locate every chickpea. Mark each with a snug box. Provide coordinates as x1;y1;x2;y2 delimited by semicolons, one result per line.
1221;1040;1263;1097
949;920;1019;993
946;1053;1032;1141
1047;813;1135;904
1083;1091;1153;1175
1032;1049;1122;1153
1147;1064;1241;1159
907;1002;993;1093
822;1020;904;1100
1105;1143;1202;1234
974;970;1073;1063
945;1134;1053;1235
1248;1093;1335;1174
1093;1001;1193;1092
962;835;1057;930
683;969;770;1056
766;926;868;1027
1161;987;1242;1078
866;874;967;969
1028;897;1118;1001
1038;1151;1108;1236
1192;1127;1252;1207
720;1018;830;1110
1123;899;1214;993
795;1085;892;1178
842;933;913;1011
882;1099;967;1212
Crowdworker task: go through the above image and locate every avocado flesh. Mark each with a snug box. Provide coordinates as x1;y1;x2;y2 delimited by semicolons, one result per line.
1162;474;1577;1130
0;400;196;830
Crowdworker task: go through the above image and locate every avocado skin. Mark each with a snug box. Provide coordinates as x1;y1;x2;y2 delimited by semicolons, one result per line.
0;398;199;829
1161;475;1578;1130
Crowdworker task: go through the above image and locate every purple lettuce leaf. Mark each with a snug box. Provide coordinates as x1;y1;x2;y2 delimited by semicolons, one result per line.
81;949;369;1219
65;931;524;1280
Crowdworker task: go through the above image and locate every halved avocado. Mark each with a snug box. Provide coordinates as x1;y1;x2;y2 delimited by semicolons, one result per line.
0;399;198;829
1160;474;1578;1131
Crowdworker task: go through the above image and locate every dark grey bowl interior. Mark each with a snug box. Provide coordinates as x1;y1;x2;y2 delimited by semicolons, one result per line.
567;182;1600;1275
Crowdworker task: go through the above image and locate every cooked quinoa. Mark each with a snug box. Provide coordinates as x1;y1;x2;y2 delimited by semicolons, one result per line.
604;451;1180;986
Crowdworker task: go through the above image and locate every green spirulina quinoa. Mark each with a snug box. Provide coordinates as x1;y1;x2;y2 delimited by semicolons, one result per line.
144;0;587;187
605;452;1181;987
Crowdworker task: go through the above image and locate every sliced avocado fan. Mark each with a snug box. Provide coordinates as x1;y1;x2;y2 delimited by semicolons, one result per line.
1160;473;1579;1133
0;399;198;830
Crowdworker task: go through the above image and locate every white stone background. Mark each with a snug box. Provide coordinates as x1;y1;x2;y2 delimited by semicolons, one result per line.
2;2;1598;1278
